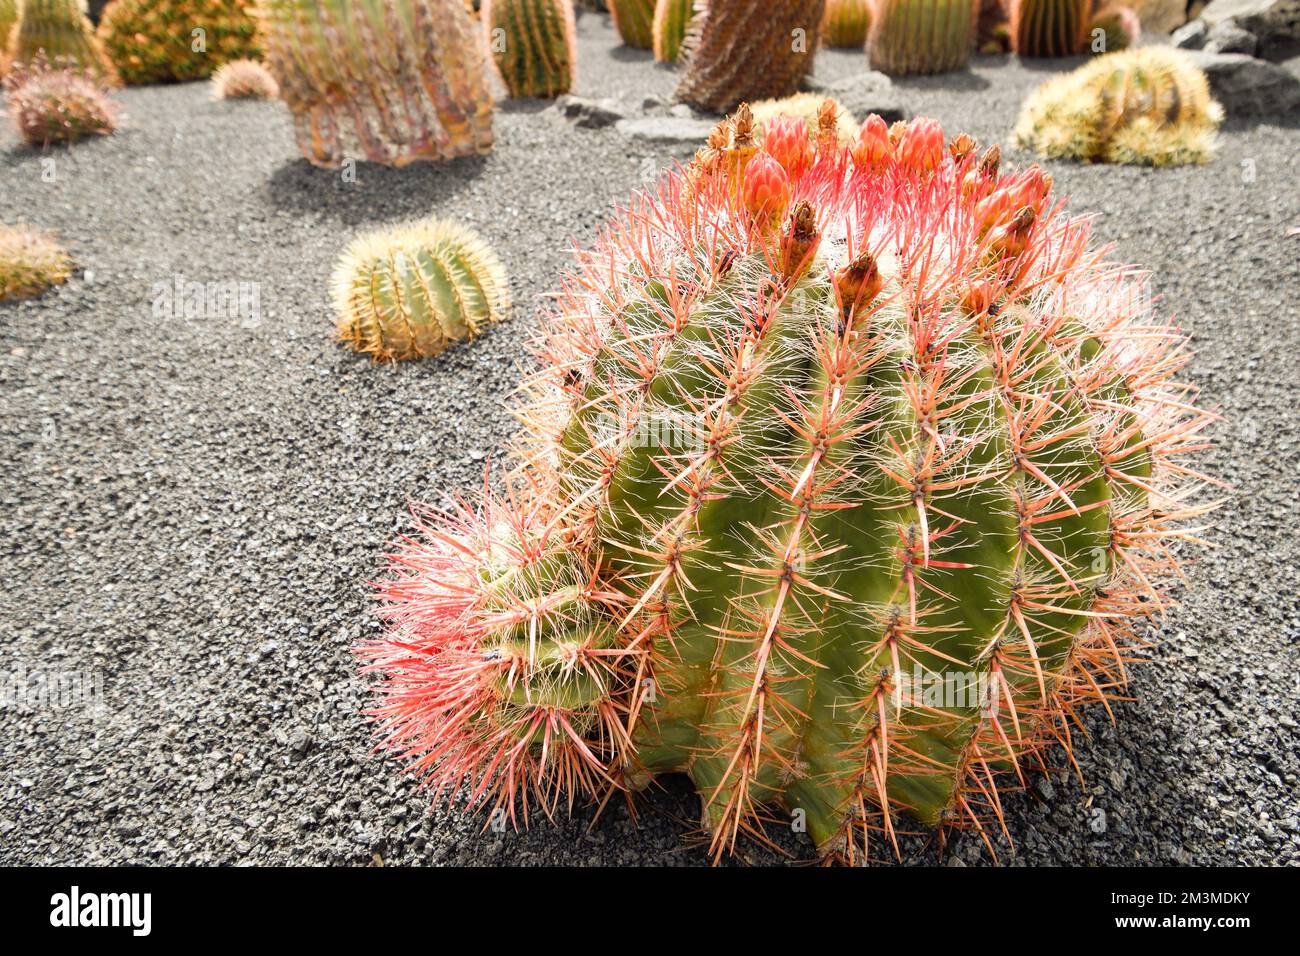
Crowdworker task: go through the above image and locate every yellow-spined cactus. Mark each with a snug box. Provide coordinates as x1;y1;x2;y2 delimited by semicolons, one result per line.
0;223;72;302
98;0;261;85
750;93;856;147
1014;48;1223;167
333;219;511;362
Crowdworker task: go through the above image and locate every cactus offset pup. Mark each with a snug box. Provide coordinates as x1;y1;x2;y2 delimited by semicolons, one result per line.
364;102;1215;862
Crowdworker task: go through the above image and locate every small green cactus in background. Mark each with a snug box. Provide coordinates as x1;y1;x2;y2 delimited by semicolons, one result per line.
0;222;72;301
868;0;977;76
1014;47;1222;166
98;0;262;85
821;0;870;47
609;0;655;49
333;219;511;362
8;0;118;83
652;0;692;63
1009;0;1089;57
257;0;494;168
1088;5;1139;54
210;57;278;99
485;0;577;98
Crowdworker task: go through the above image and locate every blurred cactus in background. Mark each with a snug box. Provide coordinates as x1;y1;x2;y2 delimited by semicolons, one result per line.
868;0;977;76
1088;5;1139;53
256;0;494;168
652;0;692;63
1015;47;1222;165
609;0;655;48
210;56;277;98
7;0;118;83
333;218;511;362
1009;0;1088;57
977;0;1010;52
5;53;119;144
485;0;577;98
98;0;261;85
676;0;825;113
0;222;72;301
821;0;870;47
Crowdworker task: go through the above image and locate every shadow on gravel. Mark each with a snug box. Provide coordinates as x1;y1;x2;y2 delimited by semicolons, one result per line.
265;154;488;226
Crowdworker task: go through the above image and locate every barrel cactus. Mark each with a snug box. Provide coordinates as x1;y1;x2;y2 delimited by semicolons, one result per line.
210;57;278;99
97;0;261;85
5;55;119;144
1009;0;1089;57
363;103;1215;861
867;0;977;76
821;0;871;47
675;0;824;113
0;222;72;301
1088;5;1139;53
0;0;18;76
7;0;117;83
257;0;494;168
333;218;510;362
484;0;577;98
609;0;655;49
652;0;692;63
1014;47;1222;166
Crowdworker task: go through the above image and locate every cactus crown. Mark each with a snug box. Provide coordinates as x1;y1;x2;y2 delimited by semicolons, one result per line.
210;58;279;99
332;218;510;362
1015;48;1224;167
365;104;1215;862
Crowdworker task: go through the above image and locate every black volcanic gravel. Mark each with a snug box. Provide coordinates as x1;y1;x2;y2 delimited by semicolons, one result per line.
1;14;1297;866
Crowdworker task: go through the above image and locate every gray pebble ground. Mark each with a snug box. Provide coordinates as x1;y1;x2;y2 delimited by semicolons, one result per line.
1;14;1297;866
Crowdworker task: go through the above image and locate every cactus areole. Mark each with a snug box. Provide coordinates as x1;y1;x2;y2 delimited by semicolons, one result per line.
363;106;1214;862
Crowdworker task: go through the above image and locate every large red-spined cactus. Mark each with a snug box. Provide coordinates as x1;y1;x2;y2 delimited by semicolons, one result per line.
364;106;1215;862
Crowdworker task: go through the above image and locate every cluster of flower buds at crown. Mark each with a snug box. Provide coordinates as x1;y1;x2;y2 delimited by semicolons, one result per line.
973;164;1054;236
763;114;814;179
743;152;793;228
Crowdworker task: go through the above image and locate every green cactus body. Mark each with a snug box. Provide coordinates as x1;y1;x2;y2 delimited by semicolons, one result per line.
1009;0;1088;57
97;0;262;85
867;0;977;76
675;0;824;112
485;0;577;98
8;0;118;81
257;0;494;168
332;219;510;361
0;0;19;75
821;0;871;47
609;0;655;48
1015;47;1223;165
652;0;692;63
